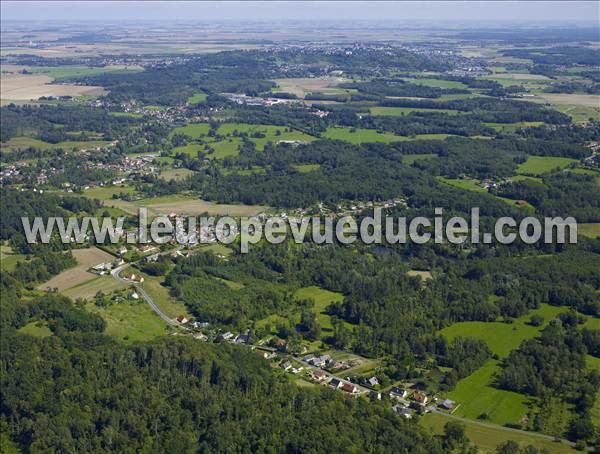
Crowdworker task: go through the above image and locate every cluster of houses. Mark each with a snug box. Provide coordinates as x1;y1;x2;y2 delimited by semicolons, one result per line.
302;353;346;371
89;257;124;275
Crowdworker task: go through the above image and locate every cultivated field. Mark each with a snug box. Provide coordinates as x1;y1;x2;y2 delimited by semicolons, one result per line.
38;247;115;292
272;77;351;98
1;73;105;101
131;194;267;217
579;223;600;239
62;275;126;300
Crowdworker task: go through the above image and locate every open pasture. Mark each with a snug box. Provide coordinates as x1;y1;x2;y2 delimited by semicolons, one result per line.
369;106;460;116
294;285;344;332
421;413;576;453
439;304;567;358
516;156;578;175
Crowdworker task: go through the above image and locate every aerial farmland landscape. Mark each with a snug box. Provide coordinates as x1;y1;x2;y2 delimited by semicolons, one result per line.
1;1;599;453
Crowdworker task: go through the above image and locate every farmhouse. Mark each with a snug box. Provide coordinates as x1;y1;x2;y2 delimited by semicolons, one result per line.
176;315;189;324
280;361;292;371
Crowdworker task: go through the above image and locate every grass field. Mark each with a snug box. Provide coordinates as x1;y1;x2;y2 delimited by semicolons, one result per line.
369;106;460;116
294;286;344;333
133;194;266;216
437;177;535;211
62;275;125;300
438;177;487;193
516;156;578;175
578;223;600;238
18;321;53;338
441;305;568;426
139;274;190;319
446;359;534;426
484;122;544;133
38;247;116;293
84;184;135;200
440;304;567;358
187;92;207;104
170;123;315;158
2;136;110;152
85;300;167;343
322;127;450;144
584;317;600;330
293;164;321;173
158;168;197;181
0;244;25;271
402;153;438;164
403;78;469;89
421;413;576;454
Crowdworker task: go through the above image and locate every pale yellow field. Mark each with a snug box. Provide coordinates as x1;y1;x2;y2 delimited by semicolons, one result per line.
272;77;350;98
536;93;600;108
1;73;105;101
103;197;266;217
38;247;115;292
146;199;266;217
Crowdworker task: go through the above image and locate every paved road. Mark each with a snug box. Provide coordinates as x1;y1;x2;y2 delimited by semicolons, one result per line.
111;261;581;449
111;263;179;327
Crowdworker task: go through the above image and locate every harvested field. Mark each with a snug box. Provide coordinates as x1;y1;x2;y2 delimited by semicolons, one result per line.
1;73;106;101
144;198;266;217
38;247;115;292
272;77;350;98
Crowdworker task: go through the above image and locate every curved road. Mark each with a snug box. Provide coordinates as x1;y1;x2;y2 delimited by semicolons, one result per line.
111;261;581;450
111;263;179;327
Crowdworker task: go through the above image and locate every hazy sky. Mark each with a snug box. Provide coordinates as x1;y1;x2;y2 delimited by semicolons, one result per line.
1;1;598;24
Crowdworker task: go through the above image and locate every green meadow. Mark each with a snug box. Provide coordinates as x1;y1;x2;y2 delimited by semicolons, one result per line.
402;78;469;89
2;136;110;151
440;304;567;358
0;245;25;272
170;123;316;159
402;153;438;164
323;127;450;144
517;156;578;176
369;106;460;116
421;413;576;454
18;321;53;338
30;65;142;80
294;285;344;332
484;121;544;133
441;304;568;425
85;300;168;343
187;92;207;104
